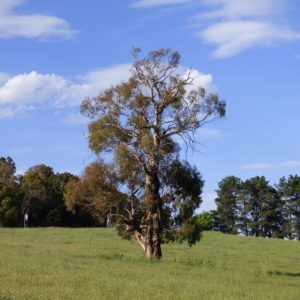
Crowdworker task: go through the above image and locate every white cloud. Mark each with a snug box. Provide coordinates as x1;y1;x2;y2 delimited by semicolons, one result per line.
182;69;215;94
241;160;300;170
0;0;76;39
0;72;71;106
131;0;191;8
0;64;214;119
0;64;132;118
82;64;132;90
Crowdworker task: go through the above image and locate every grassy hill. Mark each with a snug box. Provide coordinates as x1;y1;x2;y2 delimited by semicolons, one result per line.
0;228;299;300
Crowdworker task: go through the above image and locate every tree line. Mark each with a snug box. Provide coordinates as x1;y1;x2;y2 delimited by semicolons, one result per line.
0;156;104;227
3;153;299;243
0;155;205;236
213;175;300;239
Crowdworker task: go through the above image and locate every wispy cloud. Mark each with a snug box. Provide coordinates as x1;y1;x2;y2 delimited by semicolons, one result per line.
63;113;88;126
196;0;300;58
196;128;223;139
200;21;299;58
131;0;300;58
0;0;76;39
131;0;191;8
280;161;300;168
295;54;300;60
241;163;274;170
241;160;300;170
0;106;31;119
11;146;33;156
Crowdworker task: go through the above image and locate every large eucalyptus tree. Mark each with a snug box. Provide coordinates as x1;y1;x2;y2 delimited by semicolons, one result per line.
80;49;225;258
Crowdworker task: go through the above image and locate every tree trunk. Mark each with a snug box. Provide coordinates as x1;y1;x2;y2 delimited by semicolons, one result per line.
144;173;162;259
144;111;162;259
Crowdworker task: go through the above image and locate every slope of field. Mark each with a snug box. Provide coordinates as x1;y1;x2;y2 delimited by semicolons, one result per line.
0;228;299;300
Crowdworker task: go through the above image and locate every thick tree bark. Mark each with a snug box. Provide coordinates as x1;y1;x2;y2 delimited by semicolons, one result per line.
144;172;162;259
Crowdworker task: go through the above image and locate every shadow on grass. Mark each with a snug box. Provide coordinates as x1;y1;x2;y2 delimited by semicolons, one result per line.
268;271;300;277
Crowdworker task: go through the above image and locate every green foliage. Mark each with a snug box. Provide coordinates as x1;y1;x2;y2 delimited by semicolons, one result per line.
45;208;63;226
0;182;22;227
174;220;202;246
159;160;205;245
21;164;61;226
277;175;300;239
0;156;105;228
0;156;16;184
1;204;20;227
194;211;214;230
64;161;124;226
242;176;282;238
215;176;241;234
0;157;21;227
214;175;300;239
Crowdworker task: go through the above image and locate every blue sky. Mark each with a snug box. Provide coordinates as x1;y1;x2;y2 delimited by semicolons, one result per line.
1;0;300;211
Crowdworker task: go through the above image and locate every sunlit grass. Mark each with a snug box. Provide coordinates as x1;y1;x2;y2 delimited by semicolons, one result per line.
0;228;299;299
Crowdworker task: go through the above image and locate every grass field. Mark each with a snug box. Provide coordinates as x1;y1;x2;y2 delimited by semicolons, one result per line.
0;228;299;300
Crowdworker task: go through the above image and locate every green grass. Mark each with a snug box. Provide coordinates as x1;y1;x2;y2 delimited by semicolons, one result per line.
0;229;300;300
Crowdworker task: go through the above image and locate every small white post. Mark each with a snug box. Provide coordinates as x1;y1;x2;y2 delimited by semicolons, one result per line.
24;213;28;228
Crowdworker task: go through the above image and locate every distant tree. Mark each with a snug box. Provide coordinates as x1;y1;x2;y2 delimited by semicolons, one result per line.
242;176;283;238
64;161;121;226
160;160;204;245
215;176;241;234
80;48;225;258
242;177;262;237
260;186;284;238
235;181;250;236
0;157;22;227
0;157;16;184
21;165;63;226
194;211;214;231
277;175;300;239
55;172;93;227
0;182;23;227
210;210;222;231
